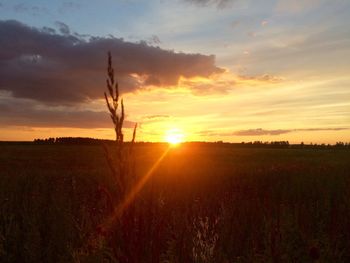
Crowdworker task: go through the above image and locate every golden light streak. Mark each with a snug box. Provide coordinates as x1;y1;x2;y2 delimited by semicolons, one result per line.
101;146;171;230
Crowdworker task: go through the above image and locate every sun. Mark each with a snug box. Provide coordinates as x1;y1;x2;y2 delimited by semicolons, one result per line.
164;129;184;146
166;134;182;145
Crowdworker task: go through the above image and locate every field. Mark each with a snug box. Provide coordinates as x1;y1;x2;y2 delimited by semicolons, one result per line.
1;143;350;262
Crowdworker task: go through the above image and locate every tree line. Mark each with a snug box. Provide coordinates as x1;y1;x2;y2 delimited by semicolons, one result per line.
32;137;350;148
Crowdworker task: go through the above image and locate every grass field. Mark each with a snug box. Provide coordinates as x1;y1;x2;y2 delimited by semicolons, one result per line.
1;143;350;262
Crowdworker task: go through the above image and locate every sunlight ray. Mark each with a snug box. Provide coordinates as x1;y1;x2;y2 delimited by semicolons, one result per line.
101;146;171;230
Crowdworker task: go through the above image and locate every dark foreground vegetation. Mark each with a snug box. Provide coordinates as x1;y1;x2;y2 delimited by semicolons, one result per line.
1;142;350;262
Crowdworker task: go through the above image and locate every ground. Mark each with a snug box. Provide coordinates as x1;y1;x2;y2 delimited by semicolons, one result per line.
1;143;349;262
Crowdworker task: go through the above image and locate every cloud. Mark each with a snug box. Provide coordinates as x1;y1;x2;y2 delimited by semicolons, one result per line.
55;21;70;35
198;127;350;137
230;20;240;29
42;26;56;34
195;129;289;136
58;1;82;13
233;128;290;136
275;0;321;14
12;3;48;16
179;72;283;95
0;20;223;104
238;74;284;83
234;128;349;136
183;79;233;95
144;114;170;120
184;0;234;8
261;20;268;26
0;96;135;128
147;35;162;45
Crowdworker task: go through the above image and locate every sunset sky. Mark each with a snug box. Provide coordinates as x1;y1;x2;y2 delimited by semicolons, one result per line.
0;0;349;143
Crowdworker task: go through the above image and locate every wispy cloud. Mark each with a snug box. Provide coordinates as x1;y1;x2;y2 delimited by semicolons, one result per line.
12;3;48;16
261;20;268;26
275;0;321;14
233;128;290;136
235;128;350;136
58;1;82;13
178;72;284;95
200;127;350;137
238;74;284;83
183;0;235;8
144;114;170;120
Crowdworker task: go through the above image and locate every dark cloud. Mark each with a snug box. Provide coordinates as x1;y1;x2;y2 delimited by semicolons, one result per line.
184;0;234;8
144;75;162;86
147;35;162;46
0;97;135;128
42;26;56;34
55;21;70;35
0;20;223;104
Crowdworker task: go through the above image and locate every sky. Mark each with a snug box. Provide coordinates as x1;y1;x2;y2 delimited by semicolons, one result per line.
0;0;349;143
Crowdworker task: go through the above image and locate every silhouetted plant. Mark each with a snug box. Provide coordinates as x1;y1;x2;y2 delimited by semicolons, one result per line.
101;52;145;262
103;51;137;198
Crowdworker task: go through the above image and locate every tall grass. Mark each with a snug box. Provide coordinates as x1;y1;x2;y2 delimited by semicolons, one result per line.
103;51;137;198
98;52;158;262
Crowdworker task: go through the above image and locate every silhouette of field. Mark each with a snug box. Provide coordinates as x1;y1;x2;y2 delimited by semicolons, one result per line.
1;143;350;262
